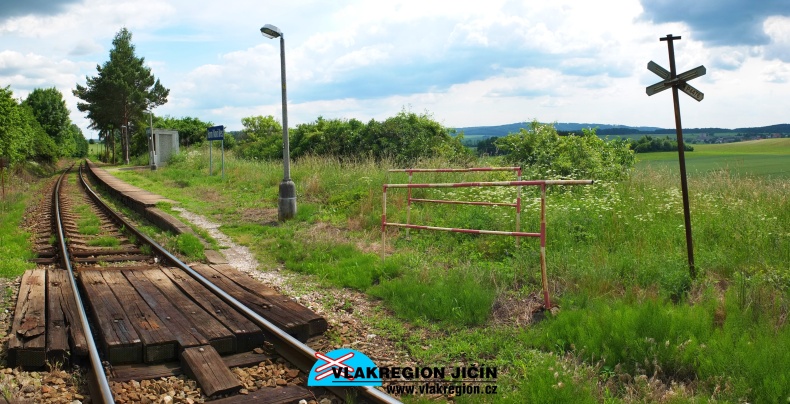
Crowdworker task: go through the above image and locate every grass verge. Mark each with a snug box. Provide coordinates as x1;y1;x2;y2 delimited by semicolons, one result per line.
0;190;36;278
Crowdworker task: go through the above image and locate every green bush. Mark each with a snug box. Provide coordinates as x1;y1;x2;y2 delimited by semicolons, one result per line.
238;110;472;165
495;120;634;180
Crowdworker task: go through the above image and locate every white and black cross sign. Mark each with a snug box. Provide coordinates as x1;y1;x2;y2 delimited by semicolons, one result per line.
646;61;706;101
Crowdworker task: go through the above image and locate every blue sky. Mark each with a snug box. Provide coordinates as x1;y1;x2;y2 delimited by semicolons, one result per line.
1;0;789;137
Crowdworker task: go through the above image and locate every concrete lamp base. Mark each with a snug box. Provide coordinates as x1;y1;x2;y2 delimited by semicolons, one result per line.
278;179;297;221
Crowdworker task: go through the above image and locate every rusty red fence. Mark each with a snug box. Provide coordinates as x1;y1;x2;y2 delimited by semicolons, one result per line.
389;167;524;242
382;168;592;308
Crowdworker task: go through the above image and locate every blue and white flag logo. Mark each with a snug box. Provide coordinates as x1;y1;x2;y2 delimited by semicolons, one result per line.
308;348;382;387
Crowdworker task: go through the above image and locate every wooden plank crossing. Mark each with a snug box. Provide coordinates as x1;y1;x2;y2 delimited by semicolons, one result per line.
47;269;89;363
212;263;329;337
47;272;69;364
8;269;47;369
79;270;143;364
138;269;237;353
160;267;264;352
192;264;328;341
125;269;236;354
97;270;179;363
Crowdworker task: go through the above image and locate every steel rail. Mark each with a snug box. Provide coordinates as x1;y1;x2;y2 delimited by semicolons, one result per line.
54;165;116;404
79;163;400;404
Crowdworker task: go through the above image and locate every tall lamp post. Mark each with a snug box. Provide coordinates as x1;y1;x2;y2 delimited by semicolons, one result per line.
261;23;297;221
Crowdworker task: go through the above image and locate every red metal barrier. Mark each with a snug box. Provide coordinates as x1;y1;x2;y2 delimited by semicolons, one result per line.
389;167;524;243
382;170;592;308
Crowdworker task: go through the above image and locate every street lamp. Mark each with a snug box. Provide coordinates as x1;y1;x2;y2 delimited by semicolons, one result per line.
261;23;297;221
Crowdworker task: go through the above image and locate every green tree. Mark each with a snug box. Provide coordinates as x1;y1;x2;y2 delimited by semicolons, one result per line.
475;136;505;156
0;87;58;165
240;115;281;142
290;116;365;158
157;116;214;148
23;87;71;146
74;27;169;164
371;110;470;165
495;121;634;180
630;135;693;153
0;86;28;164
69;124;89;157
237;110;470;164
234;115;283;160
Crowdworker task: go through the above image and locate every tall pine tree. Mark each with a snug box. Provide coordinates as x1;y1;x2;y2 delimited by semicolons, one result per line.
74;28;169;164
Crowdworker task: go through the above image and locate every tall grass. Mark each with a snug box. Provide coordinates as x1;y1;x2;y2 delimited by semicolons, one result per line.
0;191;35;278
526;283;790;403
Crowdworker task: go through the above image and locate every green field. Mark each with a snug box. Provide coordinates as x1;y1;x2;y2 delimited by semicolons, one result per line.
637;138;790;178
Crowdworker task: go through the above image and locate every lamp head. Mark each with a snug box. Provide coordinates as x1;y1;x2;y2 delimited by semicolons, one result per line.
260;24;282;39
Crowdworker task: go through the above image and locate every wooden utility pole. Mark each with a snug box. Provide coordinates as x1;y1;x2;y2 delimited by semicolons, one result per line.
646;34;707;279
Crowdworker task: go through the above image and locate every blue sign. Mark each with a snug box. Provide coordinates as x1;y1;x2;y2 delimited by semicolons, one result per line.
308;348;382;387
207;125;224;141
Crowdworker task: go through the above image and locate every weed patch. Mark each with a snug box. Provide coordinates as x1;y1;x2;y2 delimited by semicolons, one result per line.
87;236;120;247
275;238;401;290
171;233;205;261
370;270;496;326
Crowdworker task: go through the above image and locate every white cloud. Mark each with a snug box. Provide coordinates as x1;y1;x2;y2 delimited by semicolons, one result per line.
764;16;790;62
0;0;788;138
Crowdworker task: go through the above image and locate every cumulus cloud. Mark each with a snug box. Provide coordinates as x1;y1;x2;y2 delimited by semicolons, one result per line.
763;16;790;62
763;62;790;83
710;48;748;70
639;0;790;46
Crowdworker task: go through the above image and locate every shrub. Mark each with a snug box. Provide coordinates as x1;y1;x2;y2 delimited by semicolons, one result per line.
237;110;472;165
495;120;635;180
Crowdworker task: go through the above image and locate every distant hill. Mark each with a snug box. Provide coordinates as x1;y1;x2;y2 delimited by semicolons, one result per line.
454;122;790;139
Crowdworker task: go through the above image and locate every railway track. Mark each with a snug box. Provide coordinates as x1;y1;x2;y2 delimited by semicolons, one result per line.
8;163;400;403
